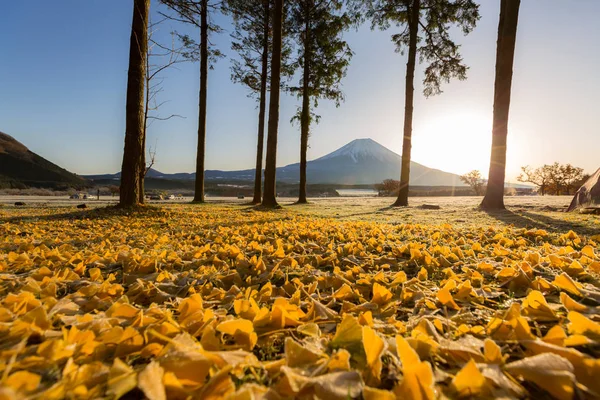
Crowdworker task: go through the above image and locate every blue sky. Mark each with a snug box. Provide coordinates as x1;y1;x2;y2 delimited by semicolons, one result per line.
1;0;599;181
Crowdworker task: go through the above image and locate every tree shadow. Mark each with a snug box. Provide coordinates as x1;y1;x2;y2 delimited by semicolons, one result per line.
483;208;595;235
1;205;168;224
329;205;401;220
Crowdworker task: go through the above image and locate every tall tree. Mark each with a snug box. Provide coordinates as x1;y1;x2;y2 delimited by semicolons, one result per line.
225;0;293;204
289;0;352;204
160;0;222;203
480;0;520;210
353;0;480;206
119;0;150;208
262;0;284;208
139;21;186;204
226;0;272;204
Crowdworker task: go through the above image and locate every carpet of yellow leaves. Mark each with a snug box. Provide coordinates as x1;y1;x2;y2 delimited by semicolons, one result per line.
0;204;599;399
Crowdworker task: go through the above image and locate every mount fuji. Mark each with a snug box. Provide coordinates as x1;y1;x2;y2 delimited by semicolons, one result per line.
273;138;463;185
86;138;464;186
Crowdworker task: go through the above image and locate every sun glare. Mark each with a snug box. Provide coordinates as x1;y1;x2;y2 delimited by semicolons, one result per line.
411;112;492;178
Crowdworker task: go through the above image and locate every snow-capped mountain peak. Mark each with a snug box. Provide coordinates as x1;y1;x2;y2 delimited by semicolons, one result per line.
316;138;399;163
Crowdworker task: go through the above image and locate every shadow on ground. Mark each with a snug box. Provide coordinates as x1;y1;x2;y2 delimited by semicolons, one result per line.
484;208;595;235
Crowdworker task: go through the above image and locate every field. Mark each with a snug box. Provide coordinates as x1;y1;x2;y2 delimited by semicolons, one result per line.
0;196;599;399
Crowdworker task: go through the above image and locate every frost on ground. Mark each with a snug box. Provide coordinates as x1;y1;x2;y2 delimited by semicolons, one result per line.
0;200;599;399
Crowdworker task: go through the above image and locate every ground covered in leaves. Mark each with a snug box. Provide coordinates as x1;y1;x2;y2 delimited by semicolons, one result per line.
0;202;599;399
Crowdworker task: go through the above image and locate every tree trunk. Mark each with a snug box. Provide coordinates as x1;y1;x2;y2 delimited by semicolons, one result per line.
252;0;270;204
193;0;208;203
298;3;310;204
262;0;283;208
393;0;420;207
480;0;520;210
119;0;149;208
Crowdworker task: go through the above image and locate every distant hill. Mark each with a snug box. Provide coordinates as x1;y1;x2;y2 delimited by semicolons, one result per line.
86;138;465;186
0;131;87;189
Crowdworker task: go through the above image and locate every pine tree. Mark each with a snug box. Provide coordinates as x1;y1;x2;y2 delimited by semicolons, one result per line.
225;0;293;204
119;0;150;208
262;0;284;208
480;0;520;210
353;0;480;206
160;0;223;203
289;0;352;204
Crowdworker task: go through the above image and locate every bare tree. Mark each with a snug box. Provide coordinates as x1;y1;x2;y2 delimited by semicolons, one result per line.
138;19;187;204
160;0;223;203
519;163;586;195
460;170;485;195
517;165;550;195
119;0;150;208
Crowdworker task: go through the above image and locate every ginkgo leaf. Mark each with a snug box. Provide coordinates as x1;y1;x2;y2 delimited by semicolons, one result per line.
437;287;460;310
362;326;385;385
505;353;575;400
5;370;41;393
327;349;351;372
138;361;166;400
451;359;487;397
279;366;363;400
393;359;435;400
522;290;556;321
331;314;363;348
107;358;137;399
483;339;504;364
559;292;588;312
553;273;582;296
216;319;257;350
371;282;393;305
567;311;600;339
363;386;396;400
285;337;326;368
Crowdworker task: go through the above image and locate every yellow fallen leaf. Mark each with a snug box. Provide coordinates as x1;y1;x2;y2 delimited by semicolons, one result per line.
567;311;600;339
284;337;325;368
327;349;351;372
505;353;575;400
451;359;486;397
483;339;504;364
107;358;137;399
553;273;581;296
543;325;567;346
138;361;166;400
371;282;392;305
5;370;41;393
216;319;257;350
363;326;385;385
363;386;395;400
522;290;556;321
581;245;596;259
393;359;435;400
393;336;435;400
436;287;460;310
560;292;588;312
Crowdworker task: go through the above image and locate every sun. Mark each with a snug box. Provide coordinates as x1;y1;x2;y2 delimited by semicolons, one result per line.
411;112;492;178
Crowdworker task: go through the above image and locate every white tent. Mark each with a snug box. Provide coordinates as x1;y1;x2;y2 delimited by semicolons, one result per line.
567;168;600;212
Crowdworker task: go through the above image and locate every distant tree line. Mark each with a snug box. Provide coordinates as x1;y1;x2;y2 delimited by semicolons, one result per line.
517;163;588;196
116;0;579;211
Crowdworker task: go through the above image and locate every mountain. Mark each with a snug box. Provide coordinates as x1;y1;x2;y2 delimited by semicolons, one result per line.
0;131;87;189
276;138;463;185
86;138;464;186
